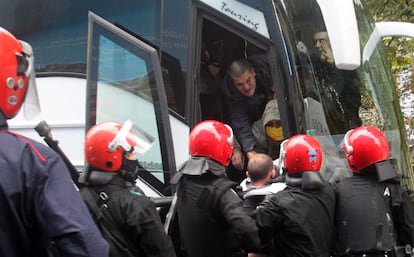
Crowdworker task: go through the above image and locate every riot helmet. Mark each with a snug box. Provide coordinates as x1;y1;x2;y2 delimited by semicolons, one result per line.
84;120;154;172
0;27;39;120
342;126;389;173
283;134;322;176
189;120;234;166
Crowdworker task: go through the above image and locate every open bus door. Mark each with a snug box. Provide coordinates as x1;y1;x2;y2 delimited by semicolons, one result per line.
85;12;184;198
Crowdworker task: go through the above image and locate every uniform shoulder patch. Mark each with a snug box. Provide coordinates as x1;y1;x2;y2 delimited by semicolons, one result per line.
129;188;142;196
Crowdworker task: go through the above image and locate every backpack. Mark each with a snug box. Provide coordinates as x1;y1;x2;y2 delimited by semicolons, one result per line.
80;187;138;257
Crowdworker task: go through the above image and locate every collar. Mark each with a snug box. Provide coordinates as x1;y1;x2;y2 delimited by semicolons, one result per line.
181;157;227;176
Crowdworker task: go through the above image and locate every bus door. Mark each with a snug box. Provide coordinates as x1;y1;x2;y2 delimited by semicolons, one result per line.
190;0;302;156
85;12;179;197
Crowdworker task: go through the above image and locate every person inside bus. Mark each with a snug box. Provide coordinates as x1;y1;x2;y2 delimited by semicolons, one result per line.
199;41;225;120
311;29;362;135
251;99;284;160
222;55;277;172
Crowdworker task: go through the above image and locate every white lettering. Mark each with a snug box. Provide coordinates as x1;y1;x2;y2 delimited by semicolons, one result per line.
220;2;260;31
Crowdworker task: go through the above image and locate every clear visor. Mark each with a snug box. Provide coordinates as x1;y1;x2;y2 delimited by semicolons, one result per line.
224;124;234;146
107;120;155;158
20;40;41;119
342;129;354;155
277;138;289;173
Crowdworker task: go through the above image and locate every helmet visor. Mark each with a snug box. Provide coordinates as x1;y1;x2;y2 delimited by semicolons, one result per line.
20;40;41;119
108;120;155;158
278;138;289;172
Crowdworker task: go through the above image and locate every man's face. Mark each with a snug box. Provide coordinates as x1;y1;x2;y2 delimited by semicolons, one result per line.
232;68;257;97
313;32;331;52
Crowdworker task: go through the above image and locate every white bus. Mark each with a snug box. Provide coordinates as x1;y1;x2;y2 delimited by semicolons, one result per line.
5;0;414;198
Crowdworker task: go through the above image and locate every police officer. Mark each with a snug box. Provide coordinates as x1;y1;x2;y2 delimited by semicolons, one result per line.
81;120;177;257
254;134;336;257
0;27;109;256
334;126;414;257
175;120;261;257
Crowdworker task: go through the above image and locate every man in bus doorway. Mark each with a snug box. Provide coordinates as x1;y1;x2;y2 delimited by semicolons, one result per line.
0;27;109;257
222;55;282;174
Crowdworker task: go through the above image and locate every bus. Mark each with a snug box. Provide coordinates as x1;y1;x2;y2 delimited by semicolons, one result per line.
4;0;414;199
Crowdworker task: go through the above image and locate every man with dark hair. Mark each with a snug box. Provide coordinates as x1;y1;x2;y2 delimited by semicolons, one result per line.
222;55;278;171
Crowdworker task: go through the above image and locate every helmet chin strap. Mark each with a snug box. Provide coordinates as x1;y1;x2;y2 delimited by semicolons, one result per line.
0;112;8;129
119;158;139;183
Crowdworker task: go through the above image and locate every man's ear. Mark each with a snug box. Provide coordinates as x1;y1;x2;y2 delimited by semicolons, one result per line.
246;171;250;178
270;168;276;179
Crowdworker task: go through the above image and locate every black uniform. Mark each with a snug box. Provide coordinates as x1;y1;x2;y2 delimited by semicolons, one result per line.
85;171;176;257
0;129;109;257
176;157;261;257
334;167;414;257
255;172;336;257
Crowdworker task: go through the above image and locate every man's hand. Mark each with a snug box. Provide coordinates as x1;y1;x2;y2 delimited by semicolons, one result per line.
231;148;245;171
320;41;334;64
246;150;257;160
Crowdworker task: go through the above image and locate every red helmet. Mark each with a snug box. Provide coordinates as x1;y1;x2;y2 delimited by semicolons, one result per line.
342;126;389;173
0;27;37;119
283;134;322;175
189;120;234;166
84;120;154;172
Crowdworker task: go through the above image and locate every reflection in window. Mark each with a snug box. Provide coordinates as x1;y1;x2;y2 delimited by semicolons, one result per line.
96;35;165;182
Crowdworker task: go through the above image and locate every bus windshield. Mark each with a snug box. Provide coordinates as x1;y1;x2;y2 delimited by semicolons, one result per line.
278;0;412;186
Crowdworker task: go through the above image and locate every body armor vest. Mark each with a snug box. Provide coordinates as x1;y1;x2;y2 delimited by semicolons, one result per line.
335;176;397;255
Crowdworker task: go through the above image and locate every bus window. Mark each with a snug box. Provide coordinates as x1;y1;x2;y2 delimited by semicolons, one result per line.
277;0;411;183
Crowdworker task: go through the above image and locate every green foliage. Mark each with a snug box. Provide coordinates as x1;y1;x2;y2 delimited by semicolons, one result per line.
364;0;414;133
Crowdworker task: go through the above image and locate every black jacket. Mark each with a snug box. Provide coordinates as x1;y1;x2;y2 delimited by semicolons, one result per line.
0;129;109;257
222;55;274;153
255;172;336;257
87;172;176;257
176;157;261;257
334;171;414;256
310;53;362;134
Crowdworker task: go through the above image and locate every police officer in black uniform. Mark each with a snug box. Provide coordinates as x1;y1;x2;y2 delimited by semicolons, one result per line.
81;120;176;257
0;27;109;257
175;120;261;257
254;134;336;257
334;126;414;257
